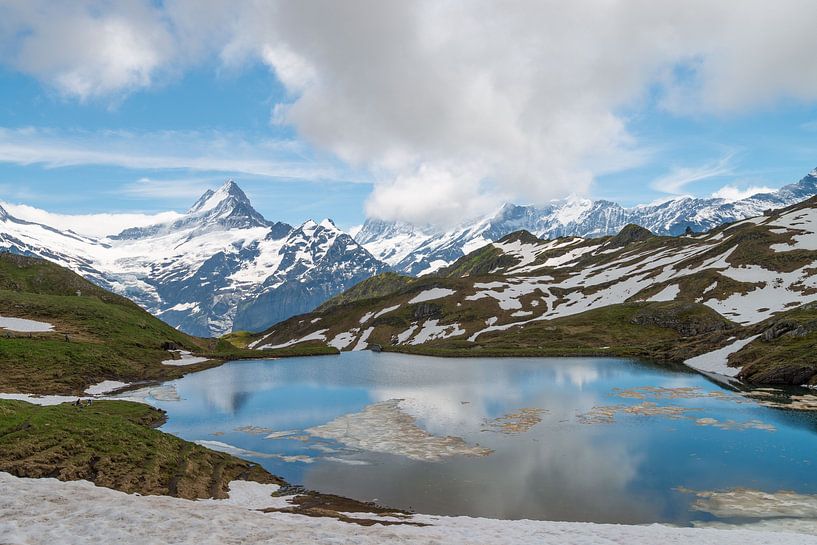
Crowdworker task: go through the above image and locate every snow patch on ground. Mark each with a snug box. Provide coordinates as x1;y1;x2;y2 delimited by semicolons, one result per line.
0;393;86;406
373;304;400;319
258;330;328;350
396;323;419;344
410;320;466;345
647;284;681;302
2;472;816;545
417;259;450;276
359;311;374;324
684;336;760;377
408;288;457;304
352;327;374;351
328;331;356;350
0;315;54;332
161;350;210;366
83;381;129;395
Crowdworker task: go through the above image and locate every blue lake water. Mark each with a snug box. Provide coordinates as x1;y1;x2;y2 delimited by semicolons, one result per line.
149;352;817;525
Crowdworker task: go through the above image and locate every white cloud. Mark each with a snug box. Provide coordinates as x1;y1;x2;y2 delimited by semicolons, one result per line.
650;156;734;195
711;184;776;202
4;2;817;223
0;201;182;238
0;1;174;100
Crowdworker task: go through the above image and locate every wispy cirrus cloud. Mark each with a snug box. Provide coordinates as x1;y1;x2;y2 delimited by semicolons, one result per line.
650;155;734;195
0;127;352;182
117;177;219;201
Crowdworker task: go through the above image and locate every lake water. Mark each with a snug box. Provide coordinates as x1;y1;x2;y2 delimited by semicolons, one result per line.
149;352;817;526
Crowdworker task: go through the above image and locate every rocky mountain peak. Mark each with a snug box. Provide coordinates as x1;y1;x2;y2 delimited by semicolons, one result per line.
115;181;271;240
188;180;250;214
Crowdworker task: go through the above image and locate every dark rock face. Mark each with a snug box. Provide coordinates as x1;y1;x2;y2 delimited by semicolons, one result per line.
740;364;817;386
761;319;817;341
761;320;799;341
412;302;442;320
232;227;388;333
608;224;654;248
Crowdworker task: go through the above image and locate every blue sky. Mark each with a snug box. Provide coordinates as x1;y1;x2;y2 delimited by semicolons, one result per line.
2;2;817;232
0;63;374;229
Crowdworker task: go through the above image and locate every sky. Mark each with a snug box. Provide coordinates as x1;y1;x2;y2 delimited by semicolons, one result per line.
2;1;817;234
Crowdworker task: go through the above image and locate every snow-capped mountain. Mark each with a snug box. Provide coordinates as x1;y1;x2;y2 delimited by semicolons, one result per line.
3;169;817;337
0;181;387;336
358;169;817;275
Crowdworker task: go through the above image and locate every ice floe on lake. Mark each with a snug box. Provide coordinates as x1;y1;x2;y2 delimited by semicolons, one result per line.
306;399;492;462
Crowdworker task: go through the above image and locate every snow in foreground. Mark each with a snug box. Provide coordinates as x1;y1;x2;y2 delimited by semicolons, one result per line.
1;472;815;545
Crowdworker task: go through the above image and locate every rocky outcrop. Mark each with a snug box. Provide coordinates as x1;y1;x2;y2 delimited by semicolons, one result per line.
631;302;733;337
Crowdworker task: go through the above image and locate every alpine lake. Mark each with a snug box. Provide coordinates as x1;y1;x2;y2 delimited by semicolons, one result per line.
132;351;817;529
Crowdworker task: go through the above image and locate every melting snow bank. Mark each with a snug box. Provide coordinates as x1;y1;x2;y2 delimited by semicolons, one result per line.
0;393;85;406
83;380;129;395
161;350;210;366
0;384;179;406
0;315;54;332
408;287;457;304
684;336;760;377
2;473;816;545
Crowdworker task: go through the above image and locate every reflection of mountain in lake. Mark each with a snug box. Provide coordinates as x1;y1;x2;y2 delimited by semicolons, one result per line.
154;352;817;524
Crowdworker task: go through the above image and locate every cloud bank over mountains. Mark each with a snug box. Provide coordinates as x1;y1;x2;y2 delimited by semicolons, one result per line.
3;1;817;225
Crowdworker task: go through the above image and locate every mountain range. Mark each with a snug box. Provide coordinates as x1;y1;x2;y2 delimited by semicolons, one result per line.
358;169;817;275
0;182;385;336
1;169;816;336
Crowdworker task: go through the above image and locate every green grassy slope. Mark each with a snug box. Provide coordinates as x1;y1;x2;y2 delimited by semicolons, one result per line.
0;399;279;499
0;253;336;394
316;271;415;311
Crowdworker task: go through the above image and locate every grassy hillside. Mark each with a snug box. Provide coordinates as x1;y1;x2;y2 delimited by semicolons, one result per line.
0;253;336;395
316;271;415;311
0;399;278;499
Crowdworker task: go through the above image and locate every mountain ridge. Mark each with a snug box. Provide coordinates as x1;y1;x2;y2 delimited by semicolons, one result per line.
358;169;817;275
0;181;386;336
